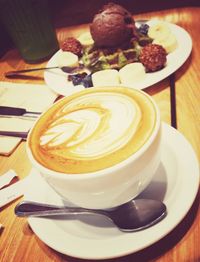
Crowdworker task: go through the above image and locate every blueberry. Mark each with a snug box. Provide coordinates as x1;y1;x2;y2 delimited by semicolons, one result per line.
138;24;149;35
71;75;82;86
69;73;88;86
82;74;92;88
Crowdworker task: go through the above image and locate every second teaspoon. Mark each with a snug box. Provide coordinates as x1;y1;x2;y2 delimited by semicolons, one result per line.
15;199;167;232
4;66;82;78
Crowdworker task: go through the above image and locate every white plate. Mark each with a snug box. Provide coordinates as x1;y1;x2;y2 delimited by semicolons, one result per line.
25;123;199;260
44;22;192;96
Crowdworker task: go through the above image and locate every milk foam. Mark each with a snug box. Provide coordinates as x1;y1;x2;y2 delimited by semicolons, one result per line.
39;92;142;160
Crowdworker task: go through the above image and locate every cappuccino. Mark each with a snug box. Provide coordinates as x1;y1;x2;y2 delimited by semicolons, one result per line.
28;87;157;174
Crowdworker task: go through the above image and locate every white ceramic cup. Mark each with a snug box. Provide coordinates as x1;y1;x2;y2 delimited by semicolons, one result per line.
27;87;161;209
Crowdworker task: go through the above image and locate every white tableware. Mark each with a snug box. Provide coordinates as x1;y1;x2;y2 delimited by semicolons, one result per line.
24;123;199;260
26;87;161;209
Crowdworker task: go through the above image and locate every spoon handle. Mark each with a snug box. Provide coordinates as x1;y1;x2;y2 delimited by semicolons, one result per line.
15;201;105;217
5;66;59;77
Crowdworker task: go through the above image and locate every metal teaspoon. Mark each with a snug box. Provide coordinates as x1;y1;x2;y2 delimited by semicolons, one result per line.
15;199;167;232
4;65;84;78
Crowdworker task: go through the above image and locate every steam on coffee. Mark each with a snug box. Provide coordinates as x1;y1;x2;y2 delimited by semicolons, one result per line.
29;87;156;173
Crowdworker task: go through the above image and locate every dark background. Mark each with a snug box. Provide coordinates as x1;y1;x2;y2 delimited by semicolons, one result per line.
50;0;200;26
0;0;199;58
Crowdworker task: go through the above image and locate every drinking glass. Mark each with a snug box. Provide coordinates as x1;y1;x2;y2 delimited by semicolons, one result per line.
0;0;59;63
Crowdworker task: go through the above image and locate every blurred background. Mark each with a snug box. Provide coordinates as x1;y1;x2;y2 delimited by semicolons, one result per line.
0;0;199;58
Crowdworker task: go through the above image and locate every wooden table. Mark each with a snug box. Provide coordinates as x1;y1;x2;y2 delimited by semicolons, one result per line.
0;7;199;262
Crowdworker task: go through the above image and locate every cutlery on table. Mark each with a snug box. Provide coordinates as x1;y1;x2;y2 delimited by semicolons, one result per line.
15;199;167;232
5;65;83;78
0;106;41;116
0;106;38;138
0;131;28;139
5;66;61;78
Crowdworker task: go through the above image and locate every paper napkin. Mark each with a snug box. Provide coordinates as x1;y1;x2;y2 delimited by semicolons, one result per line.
0;81;58;111
0;82;58;155
0;175;27;208
0;136;22;155
0;169;18;189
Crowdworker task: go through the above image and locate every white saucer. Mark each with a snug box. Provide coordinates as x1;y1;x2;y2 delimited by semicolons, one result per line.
25;123;199;260
44;22;192;96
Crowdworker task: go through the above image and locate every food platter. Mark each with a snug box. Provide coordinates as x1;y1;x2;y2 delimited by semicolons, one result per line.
44;21;192;97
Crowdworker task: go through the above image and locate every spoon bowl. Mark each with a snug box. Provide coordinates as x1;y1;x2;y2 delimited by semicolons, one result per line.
15;199;166;232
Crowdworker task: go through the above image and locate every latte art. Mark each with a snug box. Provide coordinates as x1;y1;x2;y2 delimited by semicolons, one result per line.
29;87;156;173
40;93;141;159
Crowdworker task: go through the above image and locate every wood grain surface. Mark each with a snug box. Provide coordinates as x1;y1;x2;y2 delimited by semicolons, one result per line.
0;7;199;262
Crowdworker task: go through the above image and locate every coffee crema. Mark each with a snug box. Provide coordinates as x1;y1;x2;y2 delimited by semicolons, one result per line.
29;87;157;173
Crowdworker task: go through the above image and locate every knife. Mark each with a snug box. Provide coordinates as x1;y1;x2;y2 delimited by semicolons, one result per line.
0;131;28;139
0;106;41;116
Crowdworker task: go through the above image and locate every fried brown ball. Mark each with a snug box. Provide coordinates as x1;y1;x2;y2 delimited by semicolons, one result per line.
61;37;83;57
139;44;167;72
